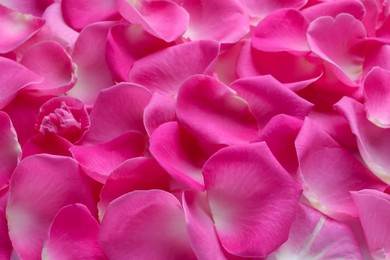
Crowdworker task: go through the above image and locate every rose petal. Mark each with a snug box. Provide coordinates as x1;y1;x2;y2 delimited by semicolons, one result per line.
238;0;307;19
0;208;12;259
22;134;73;159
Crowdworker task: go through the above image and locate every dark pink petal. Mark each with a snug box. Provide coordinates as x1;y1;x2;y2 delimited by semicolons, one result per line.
237;41;322;91
22;134;73;158
149;122;205;190
177;75;259;146
62;0;119;31
238;0;307;18
203;142;302;257
255;114;303;175
252;9;309;53
351;189;390;259
295;118;385;218
363;67;390;127
43;204;105;260
0;5;45;53
0;208;12;259
0;187;8;211
99;190;196;259
271;203;362;259
98;157;170;218
70;131;145;183
118;0;189;42
364;45;390;78
0;112;21;189
307;14;366;86
106;23;172;82
230;76;313;128
0;57;43;109
20;41;76;95
128;40;219;96
81;83;151;145
68;21;115;106
335;97;390;184
7;154;97;260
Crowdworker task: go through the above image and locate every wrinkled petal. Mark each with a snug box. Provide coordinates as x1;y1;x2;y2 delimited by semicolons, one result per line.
99;190;196;259
70;131;145;183
43;204;105;260
128;40;219;96
7;154;97;260
203;142;302;257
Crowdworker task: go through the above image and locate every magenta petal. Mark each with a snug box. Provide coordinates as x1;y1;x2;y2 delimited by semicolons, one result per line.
99;190;196;259
82;83;151;145
7;154;97;260
295;118;385;218
0;112;21;189
0;5;45;53
0;208;12;259
118;0;188;42
22;134;73;158
230;76;313;128
98;157;170;218
272;203;362;259
177;75;259;146
44;204;105;260
252;9;309;53
128;40;219;96
238;0;307;18
351;189;390;259
203;143;302;257
70;131;145;183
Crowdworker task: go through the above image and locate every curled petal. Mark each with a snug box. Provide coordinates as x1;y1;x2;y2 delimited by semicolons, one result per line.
22;134;73;158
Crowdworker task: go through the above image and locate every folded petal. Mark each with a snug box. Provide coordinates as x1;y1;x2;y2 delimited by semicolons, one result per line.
230;76;313;128
81;83;151;144
7;154;97;260
22;134;73;158
295;118;385;218
43;204;105;260
99;190;196;259
128;40;219;96
70;131;145;183
364;45;390;78
203;142;302;257
252;9;309;53
177;75;259;146
98;157;170;218
118;0;189;42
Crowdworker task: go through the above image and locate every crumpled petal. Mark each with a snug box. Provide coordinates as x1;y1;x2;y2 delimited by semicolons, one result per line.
7;154;97;260
43;204;105;260
203;142;302;257
118;0;189;42
99;190;196;259
128;40;219;96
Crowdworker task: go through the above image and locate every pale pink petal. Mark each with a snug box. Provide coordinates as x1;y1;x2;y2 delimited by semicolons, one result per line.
118;0;189;42
0;57;43;109
143;92;176;136
363;67;390;127
0;5;45;53
0;112;21;189
99;190;196;259
98;157;170;218
81;83;151;145
149;122;205;190
203;142;302;257
22;134;73;158
177;75;259;146
178;0;249;43
7;154;97;260
252;9;310;53
236;40;322;91
270;203;362;259
62;0;119;31
335;97;390;184
0;208;12;259
295;118;385;218
230;76;313;128
255;114;303;175
20;41;76;95
0;0;53;16
238;0;307;19
307;13;366;86
351;189;390;259
43;204;105;260
106;23;172;82
215;41;245;85
68;21;115;106
70;131;145;183
128;40;219;96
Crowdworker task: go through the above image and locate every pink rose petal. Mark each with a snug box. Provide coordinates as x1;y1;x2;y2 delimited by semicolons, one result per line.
0;0;53;16
0;208;12;259
22;134;73;158
238;0;307;19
